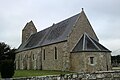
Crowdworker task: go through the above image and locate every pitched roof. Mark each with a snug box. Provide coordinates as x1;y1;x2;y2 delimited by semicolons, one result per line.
23;20;36;30
72;33;111;52
17;10;99;52
17;13;80;52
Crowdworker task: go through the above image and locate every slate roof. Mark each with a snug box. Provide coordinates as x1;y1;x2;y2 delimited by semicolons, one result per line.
17;10;102;52
17;13;80;52
72;33;111;52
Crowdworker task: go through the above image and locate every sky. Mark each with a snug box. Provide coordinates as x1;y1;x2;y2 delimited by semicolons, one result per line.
0;0;120;55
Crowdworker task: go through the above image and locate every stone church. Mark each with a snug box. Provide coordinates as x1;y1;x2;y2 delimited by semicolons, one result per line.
15;9;111;72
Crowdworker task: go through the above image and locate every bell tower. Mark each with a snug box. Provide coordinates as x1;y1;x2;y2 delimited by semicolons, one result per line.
22;20;37;43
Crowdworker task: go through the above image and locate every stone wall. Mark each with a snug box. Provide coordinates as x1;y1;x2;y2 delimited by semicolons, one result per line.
15;48;42;70
70;52;111;72
16;41;69;71
3;71;120;80
22;21;37;43
41;41;68;71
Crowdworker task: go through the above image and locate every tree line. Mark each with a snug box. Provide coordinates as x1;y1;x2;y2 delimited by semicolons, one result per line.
111;55;120;67
0;42;16;78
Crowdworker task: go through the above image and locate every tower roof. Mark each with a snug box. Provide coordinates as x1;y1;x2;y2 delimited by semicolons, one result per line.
23;20;36;30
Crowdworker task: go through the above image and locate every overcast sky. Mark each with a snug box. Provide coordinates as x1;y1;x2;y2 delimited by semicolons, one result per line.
0;0;120;55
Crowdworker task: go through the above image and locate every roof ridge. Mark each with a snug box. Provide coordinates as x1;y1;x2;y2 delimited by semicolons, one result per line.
33;13;80;37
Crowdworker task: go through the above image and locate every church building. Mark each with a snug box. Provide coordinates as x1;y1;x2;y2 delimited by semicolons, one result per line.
15;9;111;72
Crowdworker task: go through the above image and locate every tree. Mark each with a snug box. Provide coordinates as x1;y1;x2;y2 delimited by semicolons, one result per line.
111;55;120;67
0;42;16;78
1;60;15;78
0;42;10;60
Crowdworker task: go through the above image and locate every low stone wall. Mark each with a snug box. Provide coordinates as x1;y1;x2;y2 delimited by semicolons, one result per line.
1;71;120;80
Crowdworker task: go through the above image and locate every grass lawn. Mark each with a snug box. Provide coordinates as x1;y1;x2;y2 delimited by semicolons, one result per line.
13;70;73;78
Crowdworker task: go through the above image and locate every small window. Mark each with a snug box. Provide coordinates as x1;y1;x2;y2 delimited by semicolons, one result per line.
21;55;22;60
33;54;34;60
18;55;20;60
25;55;28;60
90;57;94;64
54;47;57;59
43;49;45;60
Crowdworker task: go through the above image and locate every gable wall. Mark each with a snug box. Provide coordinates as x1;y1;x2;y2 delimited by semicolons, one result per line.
22;21;37;43
67;11;98;52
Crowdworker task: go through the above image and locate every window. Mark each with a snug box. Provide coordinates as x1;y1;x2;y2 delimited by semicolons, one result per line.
25;55;28;60
90;57;94;64
33;54;34;60
18;55;20;60
43;49;45;60
20;55;22;60
54;47;57;59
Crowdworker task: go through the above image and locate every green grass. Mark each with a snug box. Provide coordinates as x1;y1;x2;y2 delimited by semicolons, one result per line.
13;70;73;78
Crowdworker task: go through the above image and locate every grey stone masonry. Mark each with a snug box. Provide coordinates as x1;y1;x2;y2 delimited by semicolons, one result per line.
2;71;120;80
16;9;111;72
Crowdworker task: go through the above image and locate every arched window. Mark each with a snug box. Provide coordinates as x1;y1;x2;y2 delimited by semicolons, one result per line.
20;54;22;60
25;55;28;60
54;47;58;59
33;54;34;60
43;49;45;60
